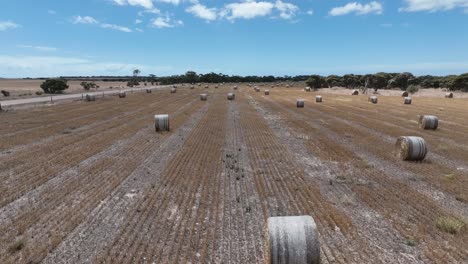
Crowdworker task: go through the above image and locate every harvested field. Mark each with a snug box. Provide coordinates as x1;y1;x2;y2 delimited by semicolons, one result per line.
0;85;467;263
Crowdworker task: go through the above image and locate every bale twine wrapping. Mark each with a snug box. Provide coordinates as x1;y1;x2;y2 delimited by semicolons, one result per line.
369;96;378;104
171;88;177;93
265;90;270;95
154;114;170;132
200;94;208;101
85;94;96;102
316;96;322;103
352;90;359;95
297;99;305;108
396;136;428;161
445;92;453;98
119;91;126;98
404;97;412;104
267;215;320;264
146;89;152;93
419;115;438;130
402;91;409;97
227;93;235;100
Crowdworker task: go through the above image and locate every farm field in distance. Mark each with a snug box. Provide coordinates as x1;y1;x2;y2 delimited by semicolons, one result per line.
0;84;467;263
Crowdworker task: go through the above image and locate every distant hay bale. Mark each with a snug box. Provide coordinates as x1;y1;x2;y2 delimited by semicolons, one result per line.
297;99;305;108
368;96;378;104
190;86;195;90
445;92;454;98
286;84;290;88
264;90;270;95
267;216;320;264
146;89;152;93
404;97;412;104
198;83;201;86
85;94;96;102
200;94;208;101
396;136;428;161
234;86;238;90
419;115;438;130
154;114;170;132
171;88;177;93
227;93;235;100
305;87;311;92
402;91;409;97
118;91;126;98
173;85;177;88
215;85;219;88
255;87;260;92
316;96;322;103
352;90;359;95
205;85;209;89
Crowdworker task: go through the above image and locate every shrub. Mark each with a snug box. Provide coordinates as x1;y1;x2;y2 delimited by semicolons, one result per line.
436;216;465;234
40;79;69;94
407;85;419;94
1;90;10;97
35;91;43;95
80;81;97;91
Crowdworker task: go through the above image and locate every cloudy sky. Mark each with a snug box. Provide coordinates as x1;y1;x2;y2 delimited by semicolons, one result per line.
0;0;467;77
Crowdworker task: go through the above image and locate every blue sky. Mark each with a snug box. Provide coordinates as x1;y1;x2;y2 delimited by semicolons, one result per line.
0;0;467;77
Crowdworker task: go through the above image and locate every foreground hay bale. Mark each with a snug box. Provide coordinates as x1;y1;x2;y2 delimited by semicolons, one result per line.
171;88;177;94
316;96;322;103
445;92;454;98
297;99;305;108
352;90;359;95
268;215;320;264
227;93;235;100
200;94;208;101
85;94;96;102
368;96;378;104
146;89;152;93
154;114;170;132
404;97;412;104
402;91;409;97
265;90;270;95
419;115;438;130
396;136;428;161
118;91;126;98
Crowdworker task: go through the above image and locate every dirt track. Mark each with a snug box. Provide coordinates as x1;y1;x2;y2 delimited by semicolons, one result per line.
0;85;467;263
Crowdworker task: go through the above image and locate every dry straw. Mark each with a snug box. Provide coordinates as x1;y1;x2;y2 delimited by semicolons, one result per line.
267;216;320;264
396;136;428;161
154;114;170;132
419;115;438;130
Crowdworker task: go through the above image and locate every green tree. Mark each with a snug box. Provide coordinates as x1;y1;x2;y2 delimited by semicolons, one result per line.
40;79;69;94
326;75;344;88
450;73;468;91
306;75;325;89
185;71;198;84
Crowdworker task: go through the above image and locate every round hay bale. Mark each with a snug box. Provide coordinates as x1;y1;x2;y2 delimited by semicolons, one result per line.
215;85;219;89
368;96;378;104
255;87;260;92
265;90;270;95
402;91;409;97
297;99;305;108
404;97;412;104
171;88;177;94
419;115;438;130
352;90;359;95
445;92;453;98
118;91;126;98
146;89;152;93
85;94;96;102
198;83;201;86
305;87;311;92
227;93;235;100
316;96;322;103
205;85;209;89
233;86;238;90
154;114;170;132
190;86;195;90
200;94;208;101
267;215;320;264
395;136;428;161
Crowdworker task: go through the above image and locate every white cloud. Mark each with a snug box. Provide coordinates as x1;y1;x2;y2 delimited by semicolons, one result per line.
186;3;218;21
48;10;57;15
0;21;21;31
135;19;143;24
136;28;144;32
157;0;181;5
101;23;133;32
17;45;58;52
0;55;173;77
152;16;183;28
307;9;314;15
329;1;383;16
113;0;154;9
275;0;299;19
222;1;275;20
399;0;468;12
72;16;99;24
